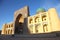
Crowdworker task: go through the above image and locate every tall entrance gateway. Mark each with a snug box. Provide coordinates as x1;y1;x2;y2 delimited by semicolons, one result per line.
15;14;24;34
14;6;29;34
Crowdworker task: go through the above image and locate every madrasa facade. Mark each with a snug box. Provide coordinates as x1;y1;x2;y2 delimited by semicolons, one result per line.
1;6;60;35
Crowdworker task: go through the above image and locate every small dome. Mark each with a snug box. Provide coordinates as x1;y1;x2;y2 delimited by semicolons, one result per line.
36;8;46;12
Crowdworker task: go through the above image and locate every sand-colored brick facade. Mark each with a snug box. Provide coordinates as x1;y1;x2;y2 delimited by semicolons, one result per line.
1;22;14;35
1;6;60;35
28;8;60;34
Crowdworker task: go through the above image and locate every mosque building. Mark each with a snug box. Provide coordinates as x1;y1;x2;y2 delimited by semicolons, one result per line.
1;6;60;35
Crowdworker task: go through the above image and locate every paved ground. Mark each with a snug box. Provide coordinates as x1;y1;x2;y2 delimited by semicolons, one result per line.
0;32;60;40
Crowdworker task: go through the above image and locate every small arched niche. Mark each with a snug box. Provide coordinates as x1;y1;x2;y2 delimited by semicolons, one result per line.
29;18;33;24
43;24;48;32
35;16;40;23
42;14;46;21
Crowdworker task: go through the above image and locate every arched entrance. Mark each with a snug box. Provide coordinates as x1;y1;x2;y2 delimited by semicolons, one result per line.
15;14;24;34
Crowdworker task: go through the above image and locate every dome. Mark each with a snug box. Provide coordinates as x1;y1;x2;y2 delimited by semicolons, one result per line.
36;8;46;12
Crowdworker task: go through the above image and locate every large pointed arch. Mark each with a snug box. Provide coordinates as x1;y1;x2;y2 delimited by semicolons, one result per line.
15;14;24;34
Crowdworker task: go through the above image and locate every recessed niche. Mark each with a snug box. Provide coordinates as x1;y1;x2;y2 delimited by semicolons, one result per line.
35;16;40;23
29;18;33;24
43;24;48;32
42;14;46;21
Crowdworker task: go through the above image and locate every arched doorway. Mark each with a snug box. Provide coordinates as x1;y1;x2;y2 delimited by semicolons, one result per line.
15;14;24;34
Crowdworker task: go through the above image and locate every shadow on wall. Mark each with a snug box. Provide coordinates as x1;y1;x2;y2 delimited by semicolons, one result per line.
24;18;31;34
0;30;1;35
15;14;30;34
15;14;23;34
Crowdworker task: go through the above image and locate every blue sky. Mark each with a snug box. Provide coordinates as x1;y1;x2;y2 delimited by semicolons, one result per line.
0;0;60;30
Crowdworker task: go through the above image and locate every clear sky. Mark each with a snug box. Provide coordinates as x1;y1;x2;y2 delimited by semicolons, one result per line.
0;0;60;30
